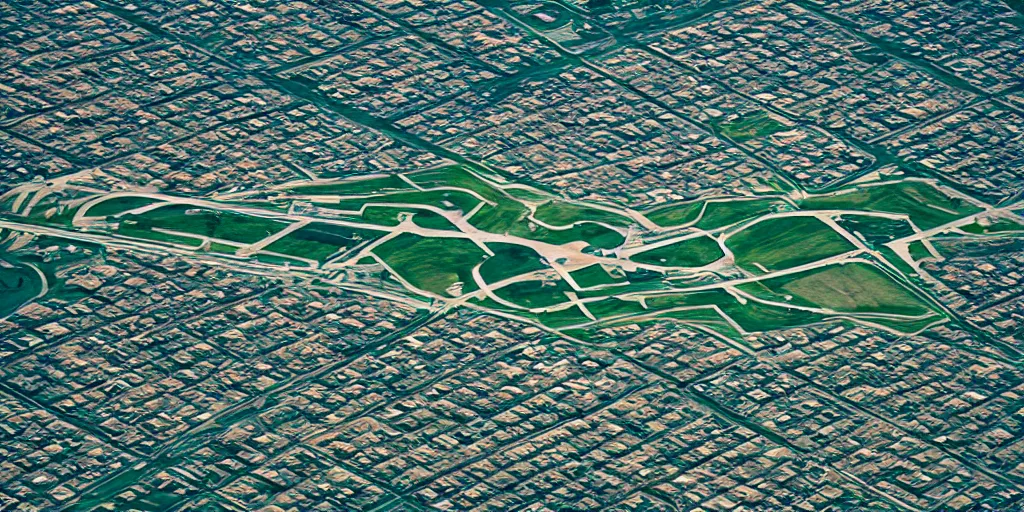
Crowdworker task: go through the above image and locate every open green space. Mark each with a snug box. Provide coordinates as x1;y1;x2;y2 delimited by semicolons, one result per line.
469;200;529;233
800;182;981;229
494;279;574;309
570;264;625;288
479;243;549;284
407;166;506;203
835;215;916;246
696;198;789;230
630;235;723;267
0;260;42;318
332;189;481;214
120;205;288;244
537;304;591;328
84;196;160;218
509;221;625;249
264;222;383;262
288;174;412;195
373;234;486;296
645;289;826;333
908;241;932;262
360;206;459;231
533;201;633;227
961;217;1024;234
712;112;789;142
646;201;703;228
584;297;648;318
727;216;856;273
740;262;934;317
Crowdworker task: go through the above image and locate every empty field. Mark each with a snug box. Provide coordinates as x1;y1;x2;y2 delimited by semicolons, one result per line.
742;262;934;317
479;243;549;284
373;234;486;296
0;261;42;318
84;196;160;217
800;182;981;229
121;205;288;244
630;235;723;267
727;216;856;272
264;222;383;262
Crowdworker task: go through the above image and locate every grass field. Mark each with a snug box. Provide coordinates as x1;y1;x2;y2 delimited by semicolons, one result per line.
728;216;856;272
469;201;529;234
584;297;647;318
696;198;788;230
908;241;932;262
800;182;981;229
373;234;486;296
630;235;723;267
0;260;42;318
360;206;458;231
835;215;916;246
407;166;505;203
646;201;703;228
961;217;1024;234
645;289;825;332
510;221;625;249
537;305;591;328
265;222;382;262
479;243;549;284
289;174;412;195
333;189;481;214
712;112;789;142
122;205;288;244
85;196;160;217
533;201;633;227
494;279;574;309
570;264;625;288
742;262;933;317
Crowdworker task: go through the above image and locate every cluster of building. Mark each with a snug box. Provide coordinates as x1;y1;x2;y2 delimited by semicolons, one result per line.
1;0;1023;510
923;236;1024;343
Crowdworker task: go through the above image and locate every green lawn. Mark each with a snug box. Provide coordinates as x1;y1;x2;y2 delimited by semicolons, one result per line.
961;217;1024;234
696;198;788;230
373;234;486;296
584;297;647;318
264;222;383;262
646;201;703;228
713;112;789;142
85;196;160;217
570;264;625;288
360;206;458;231
0;260;43;318
747;262;933;317
407;166;506;203
510;221;625;249
908;241;932;262
645;289;826;332
630;235;724;267
533;201;633;227
537;305;591;328
494;279;574;309
333;189;481;214
835;215;916;246
800;182;981;230
122;205;288;244
470;201;530;234
289;174;412;195
479;243;549;284
727;216;856;273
